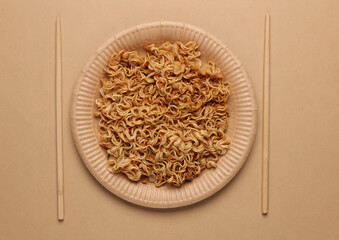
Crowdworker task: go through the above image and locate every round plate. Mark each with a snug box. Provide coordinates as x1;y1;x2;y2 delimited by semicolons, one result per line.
71;21;257;208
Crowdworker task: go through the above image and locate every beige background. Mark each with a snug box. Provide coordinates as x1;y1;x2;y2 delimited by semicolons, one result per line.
1;0;339;239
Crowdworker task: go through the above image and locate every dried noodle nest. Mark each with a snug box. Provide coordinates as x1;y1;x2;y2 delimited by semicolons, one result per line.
94;41;231;187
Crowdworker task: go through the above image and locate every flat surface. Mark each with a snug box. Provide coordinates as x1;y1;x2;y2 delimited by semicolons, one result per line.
1;0;339;239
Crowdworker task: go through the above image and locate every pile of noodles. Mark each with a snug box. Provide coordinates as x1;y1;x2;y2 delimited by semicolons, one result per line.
94;41;231;187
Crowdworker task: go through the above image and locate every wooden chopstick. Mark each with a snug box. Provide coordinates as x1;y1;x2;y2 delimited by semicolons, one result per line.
262;13;270;215
56;18;64;221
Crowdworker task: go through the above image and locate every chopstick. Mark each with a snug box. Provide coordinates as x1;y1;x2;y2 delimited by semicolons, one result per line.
56;18;64;221
262;13;270;215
